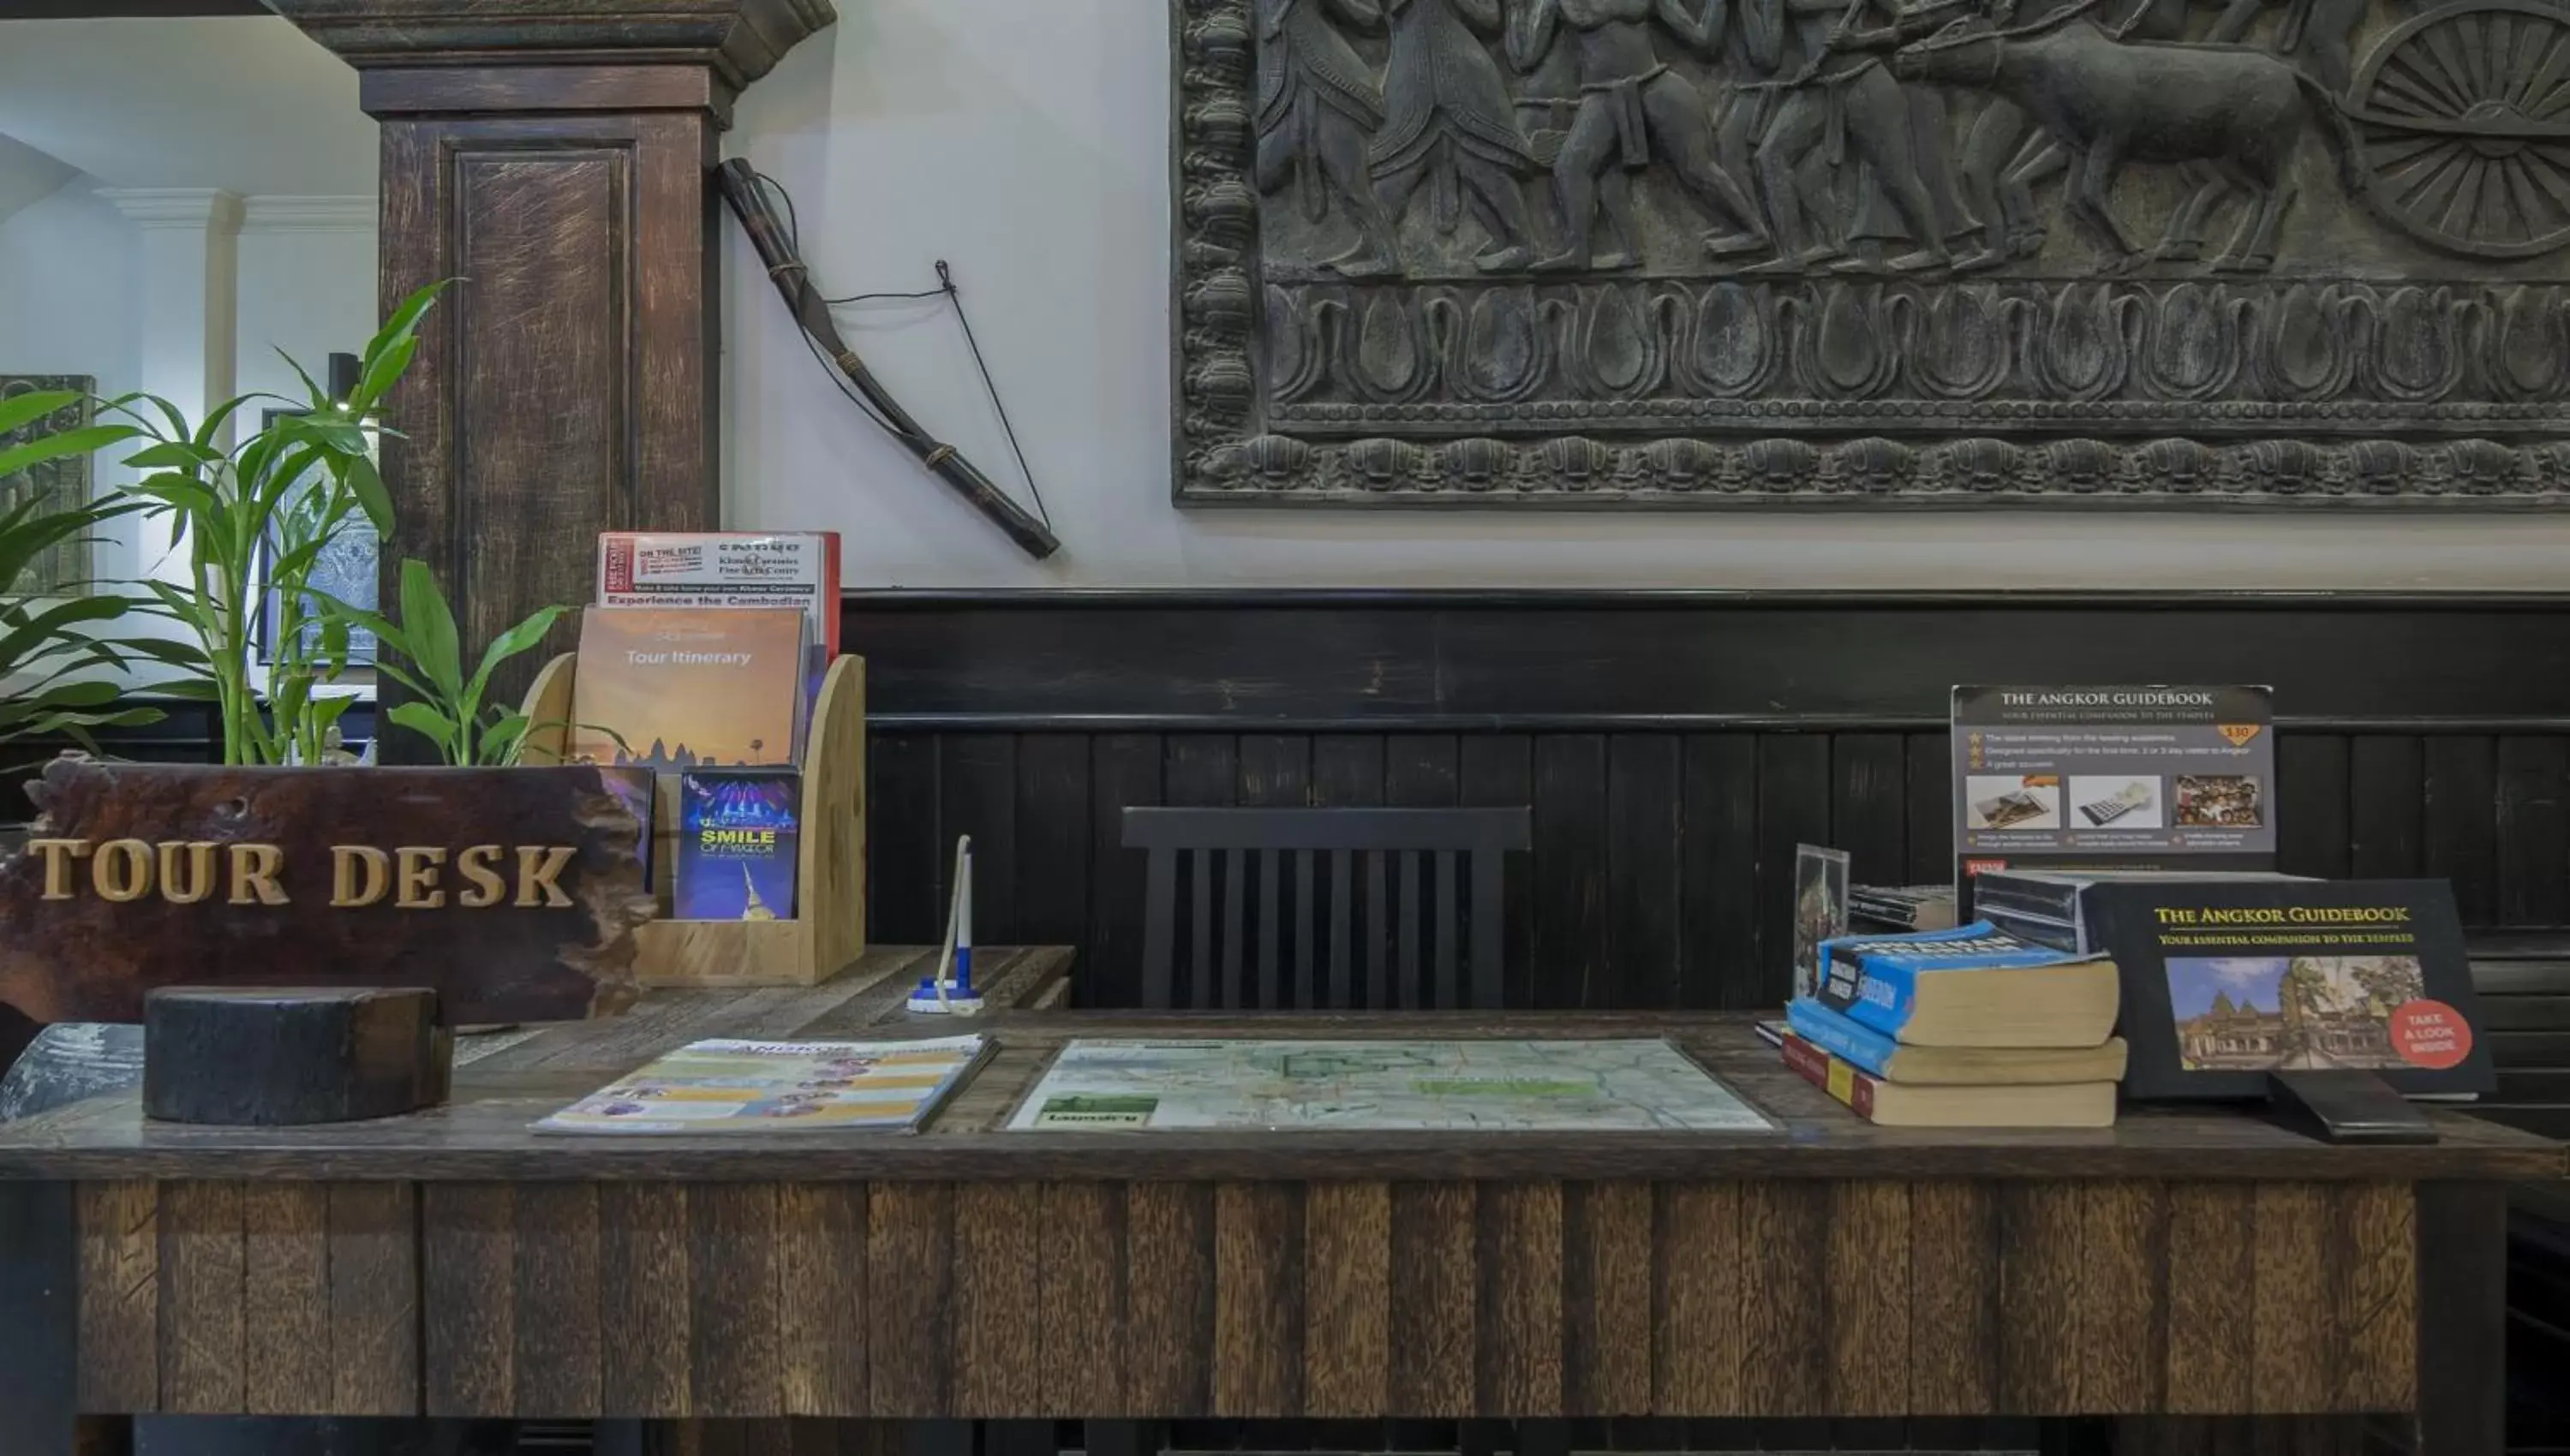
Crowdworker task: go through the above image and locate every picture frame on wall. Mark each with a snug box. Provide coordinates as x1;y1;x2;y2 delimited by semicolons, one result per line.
0;375;98;597
252;403;379;677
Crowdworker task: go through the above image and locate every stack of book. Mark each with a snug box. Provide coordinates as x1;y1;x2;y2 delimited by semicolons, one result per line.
1780;922;2125;1127
1849;882;1957;933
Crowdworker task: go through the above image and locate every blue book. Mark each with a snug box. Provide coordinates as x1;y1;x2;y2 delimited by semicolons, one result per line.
1787;995;2131;1083
1813;922;2118;1047
1786;996;1903;1077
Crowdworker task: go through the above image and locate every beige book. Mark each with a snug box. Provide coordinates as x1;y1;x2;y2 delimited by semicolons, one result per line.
1870;1037;2129;1086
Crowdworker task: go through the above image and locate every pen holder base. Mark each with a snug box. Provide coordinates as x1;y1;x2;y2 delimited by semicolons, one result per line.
906;984;985;1016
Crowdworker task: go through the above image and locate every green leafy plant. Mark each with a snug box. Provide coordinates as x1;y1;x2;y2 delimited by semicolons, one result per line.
0;391;207;752
112;281;445;766
326;557;571;767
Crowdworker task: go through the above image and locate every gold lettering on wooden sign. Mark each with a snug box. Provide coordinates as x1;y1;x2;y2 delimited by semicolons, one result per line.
158;842;219;905
229;844;288;906
29;839;91;900
332;846;391;908
23;838;587;910
516;847;575;909
395;847;448;910
456;845;506;908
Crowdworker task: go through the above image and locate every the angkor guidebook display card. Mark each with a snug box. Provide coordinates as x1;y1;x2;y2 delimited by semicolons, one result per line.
1951;686;2276;914
2083;879;2491;1101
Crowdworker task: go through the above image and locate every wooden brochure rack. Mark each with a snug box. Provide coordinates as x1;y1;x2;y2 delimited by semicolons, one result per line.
517;653;865;988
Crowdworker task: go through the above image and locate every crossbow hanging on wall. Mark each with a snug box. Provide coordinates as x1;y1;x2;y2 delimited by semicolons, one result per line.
715;158;1062;562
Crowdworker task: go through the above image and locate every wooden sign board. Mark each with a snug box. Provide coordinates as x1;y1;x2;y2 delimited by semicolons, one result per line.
0;758;655;1026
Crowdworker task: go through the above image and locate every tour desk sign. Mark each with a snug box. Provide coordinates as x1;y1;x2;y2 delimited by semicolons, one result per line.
0;757;656;1026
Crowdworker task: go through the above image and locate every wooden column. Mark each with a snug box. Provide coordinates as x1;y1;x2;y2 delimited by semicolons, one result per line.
270;2;835;743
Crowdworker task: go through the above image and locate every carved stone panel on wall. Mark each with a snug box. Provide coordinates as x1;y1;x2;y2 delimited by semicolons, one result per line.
1;378;96;590
1173;0;2570;505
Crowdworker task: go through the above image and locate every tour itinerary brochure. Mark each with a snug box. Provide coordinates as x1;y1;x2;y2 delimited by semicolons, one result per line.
536;1034;992;1134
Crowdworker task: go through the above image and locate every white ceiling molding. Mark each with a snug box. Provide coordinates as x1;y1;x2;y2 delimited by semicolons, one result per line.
99;187;244;234
240;194;375;233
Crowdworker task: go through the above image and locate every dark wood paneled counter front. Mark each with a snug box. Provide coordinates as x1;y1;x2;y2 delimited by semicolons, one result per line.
0;947;2552;1449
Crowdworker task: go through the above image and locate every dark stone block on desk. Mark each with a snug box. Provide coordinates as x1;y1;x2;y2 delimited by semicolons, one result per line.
142;987;449;1126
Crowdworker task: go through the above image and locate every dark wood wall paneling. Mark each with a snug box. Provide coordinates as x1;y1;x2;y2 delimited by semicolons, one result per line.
846;592;2570;1126
2511;1186;2570;1452
867;726;2562;1008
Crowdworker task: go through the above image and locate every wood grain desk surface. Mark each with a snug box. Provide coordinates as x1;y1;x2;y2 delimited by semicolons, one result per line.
0;944;2554;1184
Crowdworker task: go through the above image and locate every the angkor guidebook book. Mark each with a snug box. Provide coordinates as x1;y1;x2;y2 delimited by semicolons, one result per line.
674;770;800;921
2089;878;2492;1101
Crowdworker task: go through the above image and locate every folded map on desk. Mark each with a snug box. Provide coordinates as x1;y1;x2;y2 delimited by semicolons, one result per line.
535;1034;991;1134
1004;1038;1775;1133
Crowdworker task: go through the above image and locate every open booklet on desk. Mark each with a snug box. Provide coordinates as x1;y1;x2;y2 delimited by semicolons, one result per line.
1004;1038;1776;1133
535;1034;992;1134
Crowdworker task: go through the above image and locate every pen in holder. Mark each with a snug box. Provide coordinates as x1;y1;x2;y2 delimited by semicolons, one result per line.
909;836;984;1015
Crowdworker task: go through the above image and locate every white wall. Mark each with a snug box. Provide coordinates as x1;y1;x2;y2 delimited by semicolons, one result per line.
0;182;375;698
721;1;2570;590
236;203;378;410
0;188;374;578
0;179;140;576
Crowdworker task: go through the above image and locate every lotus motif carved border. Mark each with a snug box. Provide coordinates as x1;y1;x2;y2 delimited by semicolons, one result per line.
1172;0;2570;508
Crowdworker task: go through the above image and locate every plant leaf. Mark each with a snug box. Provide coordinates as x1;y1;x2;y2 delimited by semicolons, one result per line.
189;392;265;451
0;389;79;438
309;693;358;742
355;337;417;416
344;453;394;534
0;424;134;480
276;349;329;409
463;603;568;713
354;282;450;403
397;558;463;700
387;701;459;758
317;612;350;676
0;597;134;669
122;440;222;471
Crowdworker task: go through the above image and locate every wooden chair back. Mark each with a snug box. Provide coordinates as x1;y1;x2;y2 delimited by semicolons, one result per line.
1122;806;1531;1011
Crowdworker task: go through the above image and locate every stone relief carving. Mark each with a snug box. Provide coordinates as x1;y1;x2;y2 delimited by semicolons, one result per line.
1175;0;2570;504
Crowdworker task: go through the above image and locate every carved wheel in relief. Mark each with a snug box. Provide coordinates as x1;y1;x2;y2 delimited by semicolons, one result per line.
2348;0;2570;258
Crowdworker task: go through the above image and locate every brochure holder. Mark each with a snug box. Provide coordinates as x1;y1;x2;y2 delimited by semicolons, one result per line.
2267;1069;2439;1145
517;652;867;988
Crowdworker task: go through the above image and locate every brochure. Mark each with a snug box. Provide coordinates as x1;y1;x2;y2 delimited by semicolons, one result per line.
1005;1038;1773;1132
535;1034;991;1134
1951;684;2276;915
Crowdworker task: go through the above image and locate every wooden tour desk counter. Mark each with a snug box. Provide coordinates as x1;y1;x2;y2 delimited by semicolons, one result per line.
0;946;2555;1454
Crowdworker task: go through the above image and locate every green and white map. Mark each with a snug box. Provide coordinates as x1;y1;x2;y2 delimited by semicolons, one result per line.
1005;1038;1774;1132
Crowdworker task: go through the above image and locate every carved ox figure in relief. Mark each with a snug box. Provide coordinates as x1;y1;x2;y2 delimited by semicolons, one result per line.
1891;18;2357;272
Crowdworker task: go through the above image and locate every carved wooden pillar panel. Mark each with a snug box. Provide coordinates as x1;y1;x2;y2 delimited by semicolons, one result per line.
270;3;834;737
